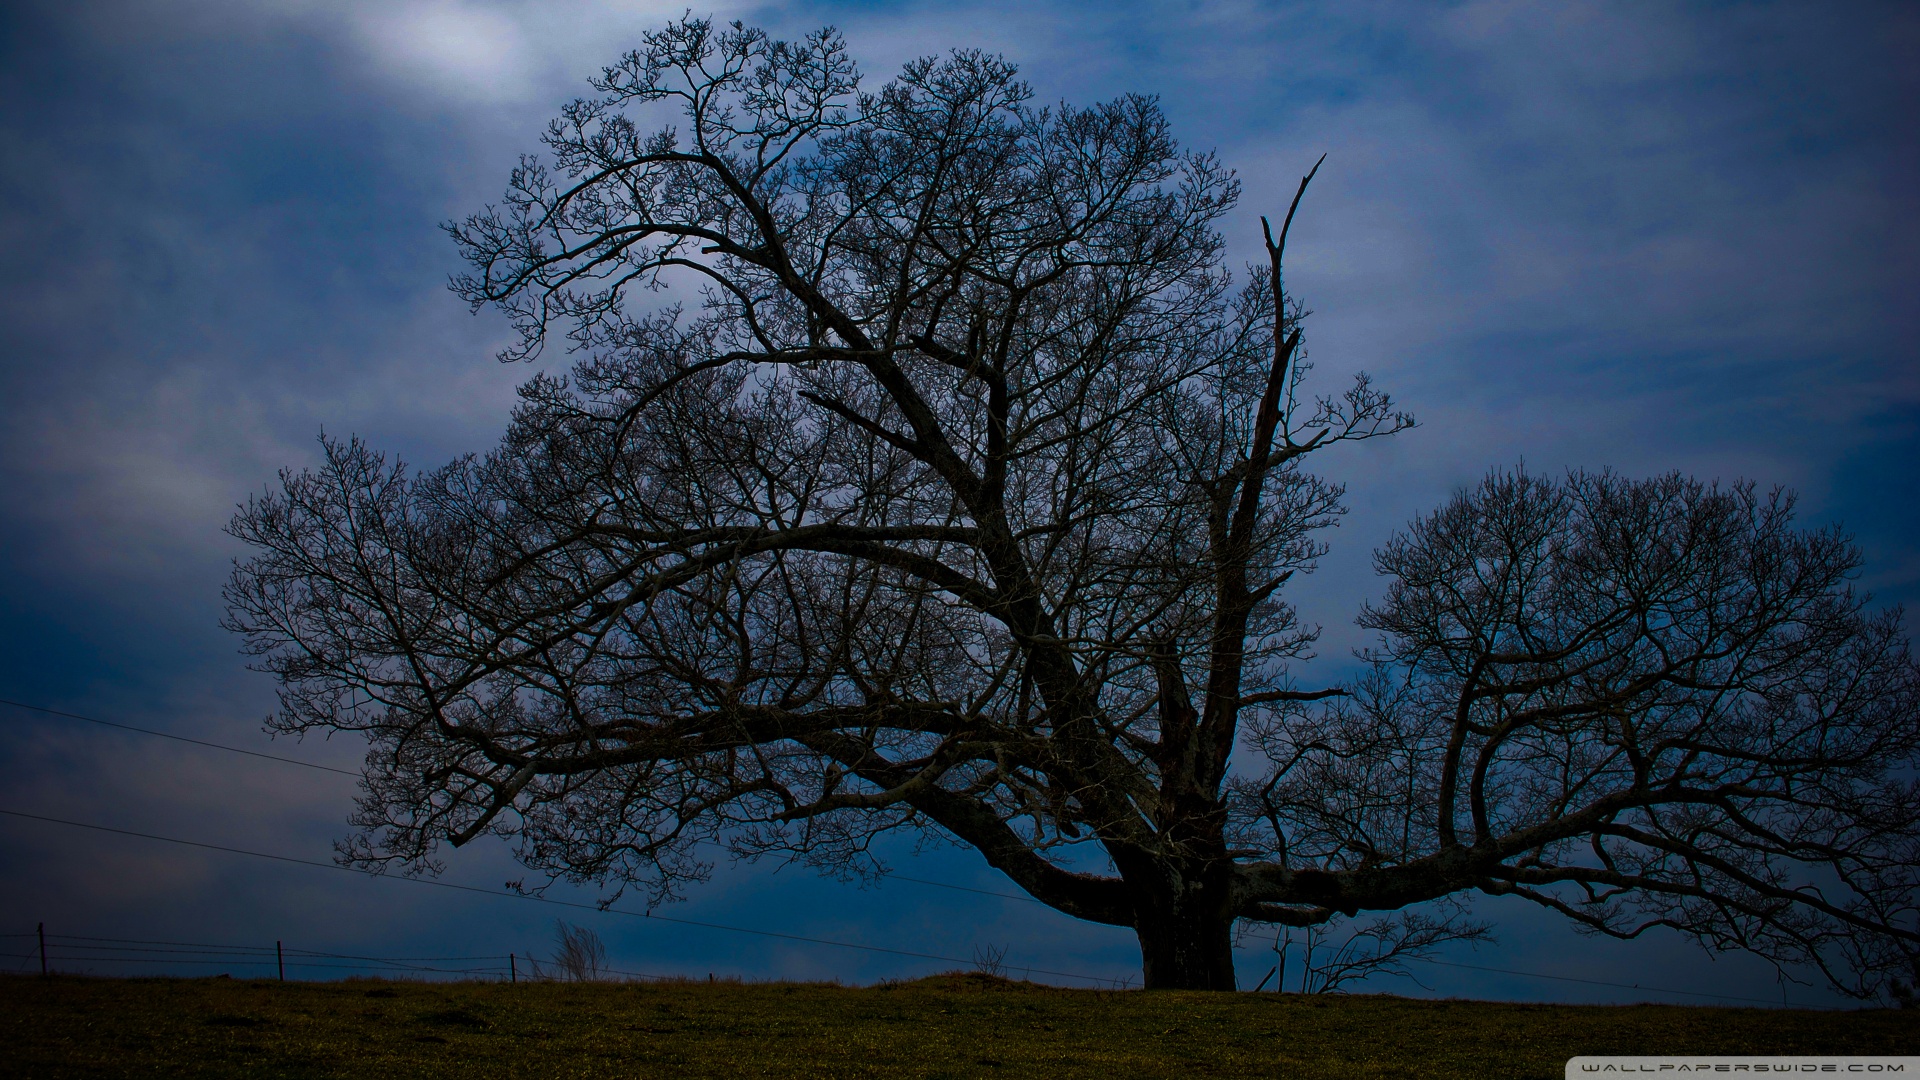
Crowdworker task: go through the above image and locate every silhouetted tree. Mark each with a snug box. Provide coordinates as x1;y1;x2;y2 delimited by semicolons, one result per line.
224;16;1920;994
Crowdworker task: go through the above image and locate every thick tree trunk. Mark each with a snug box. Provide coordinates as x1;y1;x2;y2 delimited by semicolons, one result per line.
1128;880;1236;991
1133;900;1238;990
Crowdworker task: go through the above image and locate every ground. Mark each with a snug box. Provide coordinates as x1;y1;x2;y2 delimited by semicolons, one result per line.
4;972;1914;1078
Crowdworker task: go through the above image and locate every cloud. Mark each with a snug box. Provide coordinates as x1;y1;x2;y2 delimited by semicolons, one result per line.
344;1;536;103
193;0;738;108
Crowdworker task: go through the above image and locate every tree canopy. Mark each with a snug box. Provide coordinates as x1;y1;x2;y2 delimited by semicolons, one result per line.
225;16;1920;994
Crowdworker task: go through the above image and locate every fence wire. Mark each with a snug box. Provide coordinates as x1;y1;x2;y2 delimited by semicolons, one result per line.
6;931;678;981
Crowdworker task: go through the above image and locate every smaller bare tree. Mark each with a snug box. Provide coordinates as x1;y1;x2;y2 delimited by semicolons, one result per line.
1250;900;1491;993
970;942;1011;978
527;921;610;982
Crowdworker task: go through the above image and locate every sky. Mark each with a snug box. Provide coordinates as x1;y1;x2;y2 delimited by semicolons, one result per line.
0;0;1916;1005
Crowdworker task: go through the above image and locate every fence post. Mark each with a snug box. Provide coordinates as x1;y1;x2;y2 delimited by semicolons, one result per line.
509;953;516;984
277;940;285;982
38;922;46;976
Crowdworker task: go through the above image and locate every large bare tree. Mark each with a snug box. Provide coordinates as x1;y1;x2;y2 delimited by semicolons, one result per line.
225;17;1920;993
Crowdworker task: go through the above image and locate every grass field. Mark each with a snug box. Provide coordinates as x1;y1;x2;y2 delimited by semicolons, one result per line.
4;971;1914;1078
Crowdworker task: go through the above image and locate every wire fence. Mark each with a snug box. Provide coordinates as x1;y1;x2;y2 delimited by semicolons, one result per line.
1;929;675;982
0;918;1848;1008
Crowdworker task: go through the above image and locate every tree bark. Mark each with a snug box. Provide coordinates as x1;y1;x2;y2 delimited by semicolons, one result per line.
1127;856;1239;990
1133;901;1238;990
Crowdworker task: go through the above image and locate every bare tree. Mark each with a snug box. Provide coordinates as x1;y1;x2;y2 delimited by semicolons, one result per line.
223;16;1920;993
970;942;1010;979
555;921;610;982
525;921;609;982
1251;899;1492;994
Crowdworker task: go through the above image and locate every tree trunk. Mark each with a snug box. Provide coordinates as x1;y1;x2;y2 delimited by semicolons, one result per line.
1133;902;1237;990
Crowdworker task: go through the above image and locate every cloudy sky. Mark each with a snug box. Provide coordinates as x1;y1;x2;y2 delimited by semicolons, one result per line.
1;0;1915;1003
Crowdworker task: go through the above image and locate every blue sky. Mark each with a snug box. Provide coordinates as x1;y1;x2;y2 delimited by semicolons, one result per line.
1;0;1915;1004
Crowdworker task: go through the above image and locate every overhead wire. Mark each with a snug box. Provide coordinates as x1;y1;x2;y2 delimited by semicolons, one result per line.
0;807;1118;986
0;698;357;776
1;697;1044;906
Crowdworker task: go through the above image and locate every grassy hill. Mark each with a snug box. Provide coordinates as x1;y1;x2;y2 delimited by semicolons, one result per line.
5;972;1913;1078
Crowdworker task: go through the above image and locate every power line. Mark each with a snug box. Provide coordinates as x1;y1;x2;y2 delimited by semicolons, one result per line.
0;698;357;777
2;695;1052;906
0;807;1117;986
890;874;1041;905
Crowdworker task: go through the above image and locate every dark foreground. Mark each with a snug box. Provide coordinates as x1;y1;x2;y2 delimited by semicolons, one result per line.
4;972;1914;1078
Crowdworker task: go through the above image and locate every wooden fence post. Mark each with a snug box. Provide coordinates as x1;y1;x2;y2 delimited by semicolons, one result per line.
509;953;516;984
38;922;46;976
277;940;285;982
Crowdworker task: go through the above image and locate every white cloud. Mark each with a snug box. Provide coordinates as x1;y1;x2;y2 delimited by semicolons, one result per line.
278;0;737;107
77;0;741;108
347;1;537;103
